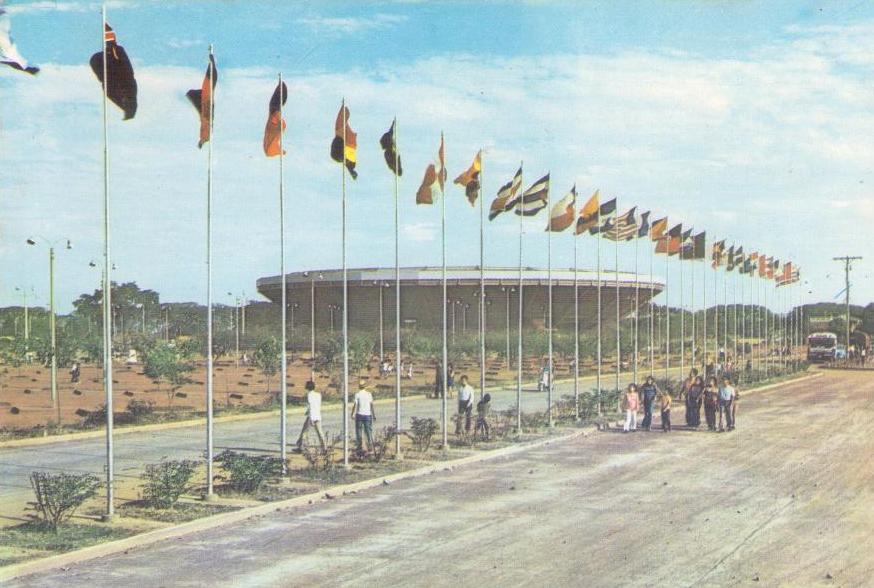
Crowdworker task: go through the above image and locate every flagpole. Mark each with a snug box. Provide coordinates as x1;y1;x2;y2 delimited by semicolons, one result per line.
596;199;602;415
714;257;719;372
516;163;524;433
441;132;448;448
664;242;670;386
614;200;620;400
573;217;580;420
702;255;707;375
732;269;738;372
278;73;288;474
341;99;350;467
393;117;402;457
205;45;215;496
679;243;685;382
479;150;486;403
547;174;554;427
691;250;696;370
633;228;639;385
741;268;746;374
722;261;727;366
100;5;115;520
649;236;654;377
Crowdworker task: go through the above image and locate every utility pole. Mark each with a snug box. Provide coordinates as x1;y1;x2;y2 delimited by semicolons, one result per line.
833;256;862;354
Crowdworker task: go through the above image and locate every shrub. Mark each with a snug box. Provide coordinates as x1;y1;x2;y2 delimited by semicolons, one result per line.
369;427;397;462
28;471;101;532
253;337;281;394
300;435;341;471
141;459;197;508
214;450;283;493
125;399;155;424
408;417;439;452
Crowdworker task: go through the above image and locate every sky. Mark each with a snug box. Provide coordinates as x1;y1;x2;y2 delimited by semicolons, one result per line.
1;0;873;314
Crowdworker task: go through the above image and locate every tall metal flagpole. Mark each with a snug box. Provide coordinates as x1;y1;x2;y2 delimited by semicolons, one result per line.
205;46;216;496
733;270;738;372
633;228;639;384
100;6;115;520
547;175;554;426
573;219;580;420
479;150;486;402
614;202;620;399
679;243;685;381
664;243;670;384
702;256;707;374
441;132;448;448
278;73;288;473
713;258;719;370
341;99;350;466
691;251;696;370
741;269;746;371
596;200;602;414
516;163;524;432
649;237;654;377
722;263;728;365
393;117;402;456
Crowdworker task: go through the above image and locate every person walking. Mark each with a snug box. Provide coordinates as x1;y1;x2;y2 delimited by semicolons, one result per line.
718;377;736;432
703;376;719;431
640;376;659;431
455;375;475;436
621;383;640;432
295;380;326;451
680;368;699;402
352;380;376;453
659;389;672;432
475;393;492;440
69;361;80;384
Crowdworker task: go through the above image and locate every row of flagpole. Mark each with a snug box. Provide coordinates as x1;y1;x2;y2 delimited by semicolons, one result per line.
87;33;807;519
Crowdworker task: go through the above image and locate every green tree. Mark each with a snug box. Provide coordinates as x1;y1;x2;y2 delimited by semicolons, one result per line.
253;337;281;395
143;340;193;410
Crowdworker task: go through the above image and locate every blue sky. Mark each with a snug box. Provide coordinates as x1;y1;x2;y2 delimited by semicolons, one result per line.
1;0;873;313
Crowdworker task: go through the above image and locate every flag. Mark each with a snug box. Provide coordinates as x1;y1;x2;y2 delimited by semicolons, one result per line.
90;23;137;120
574;190;600;235
768;258;778;280
331;104;358;179
678;228;695;258
726;245;736;271
778;262;792;285
656;223;682;255
0;8;38;74
650;217;668;242
691;231;706;259
262;81;287;157
379;120;402;176
637;211;651;238
758;254;767;278
546;185;576;232
489;167;522;221
603;207;637;241
454;150;481;206
186;54;217;149
733;246;744;269
416;135;446;205
514;173;550;216
590;198;617;234
711;240;726;268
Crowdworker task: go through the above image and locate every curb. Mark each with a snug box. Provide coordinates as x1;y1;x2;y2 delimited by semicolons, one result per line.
741;371;822;397
0;427;589;583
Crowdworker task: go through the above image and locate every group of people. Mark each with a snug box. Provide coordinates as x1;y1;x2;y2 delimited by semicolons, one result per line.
622;369;738;434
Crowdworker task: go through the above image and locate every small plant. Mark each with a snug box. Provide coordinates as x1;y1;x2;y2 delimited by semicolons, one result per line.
253;337;281;395
409;417;439;452
28;471;101;532
125;399;155;424
301;434;341;471
369;426;397;462
214;450;283;493
141;459;197;509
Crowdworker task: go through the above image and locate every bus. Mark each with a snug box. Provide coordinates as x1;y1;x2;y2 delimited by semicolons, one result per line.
807;332;837;363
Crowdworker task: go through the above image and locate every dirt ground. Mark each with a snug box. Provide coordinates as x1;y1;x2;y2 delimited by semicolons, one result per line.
7;368;870;587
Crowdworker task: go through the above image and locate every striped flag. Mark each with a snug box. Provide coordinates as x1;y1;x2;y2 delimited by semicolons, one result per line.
0;8;38;74
454;150;482;206
637;211;651;238
590;198;617;234
546;185;576;232
514;173;550;217
379;120;402;176
90;23;138;120
575;190;600;235
263;81;287;157
488;166;522;221
603;207;638;241
187;54;217;149
416;135;446;205
733;246;745;269
331;104;358;179
726;245;736;271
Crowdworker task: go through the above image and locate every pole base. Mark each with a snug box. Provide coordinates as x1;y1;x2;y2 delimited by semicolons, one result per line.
100;513;113;523
202;492;217;502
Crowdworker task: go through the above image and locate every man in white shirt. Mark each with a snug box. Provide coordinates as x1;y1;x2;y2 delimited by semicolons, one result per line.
455;375;475;436
295;380;326;451
352;380;375;453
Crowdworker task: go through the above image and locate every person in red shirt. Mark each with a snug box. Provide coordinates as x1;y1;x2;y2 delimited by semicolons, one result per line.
621;383;640;432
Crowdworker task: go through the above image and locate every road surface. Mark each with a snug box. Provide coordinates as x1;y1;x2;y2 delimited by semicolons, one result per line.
9;369;873;587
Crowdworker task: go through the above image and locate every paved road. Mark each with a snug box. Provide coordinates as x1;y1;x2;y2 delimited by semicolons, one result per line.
0;372;631;519
9;369;872;587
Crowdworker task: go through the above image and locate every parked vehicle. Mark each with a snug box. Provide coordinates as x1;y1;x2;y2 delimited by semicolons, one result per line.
807;332;837;362
834;344;847;360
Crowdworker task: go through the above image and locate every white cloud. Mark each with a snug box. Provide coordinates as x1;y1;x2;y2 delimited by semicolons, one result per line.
403;222;436;242
296;13;408;35
5;0;136;14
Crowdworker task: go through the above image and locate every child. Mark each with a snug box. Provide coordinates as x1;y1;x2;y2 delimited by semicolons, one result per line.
659;390;672;432
621;384;640;432
475;393;491;440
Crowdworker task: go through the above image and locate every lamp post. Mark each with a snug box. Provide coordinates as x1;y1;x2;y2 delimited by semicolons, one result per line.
501;286;513;368
14;286;32;344
227;292;240;367
290;302;300;360
462;303;469;334
27;237;72;425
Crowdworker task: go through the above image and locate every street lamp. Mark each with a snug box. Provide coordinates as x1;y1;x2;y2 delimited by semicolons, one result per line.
27;236;72;425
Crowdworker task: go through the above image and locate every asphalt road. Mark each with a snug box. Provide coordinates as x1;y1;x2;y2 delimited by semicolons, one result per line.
9;368;872;587
0;371;629;519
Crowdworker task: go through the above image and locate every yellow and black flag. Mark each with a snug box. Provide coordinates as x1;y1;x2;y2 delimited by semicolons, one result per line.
186;54;217;149
711;240;725;268
90;23;138;120
650;217;668;242
263;81;287;157
331;104;358;179
379;120;402;176
454;150;482;206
